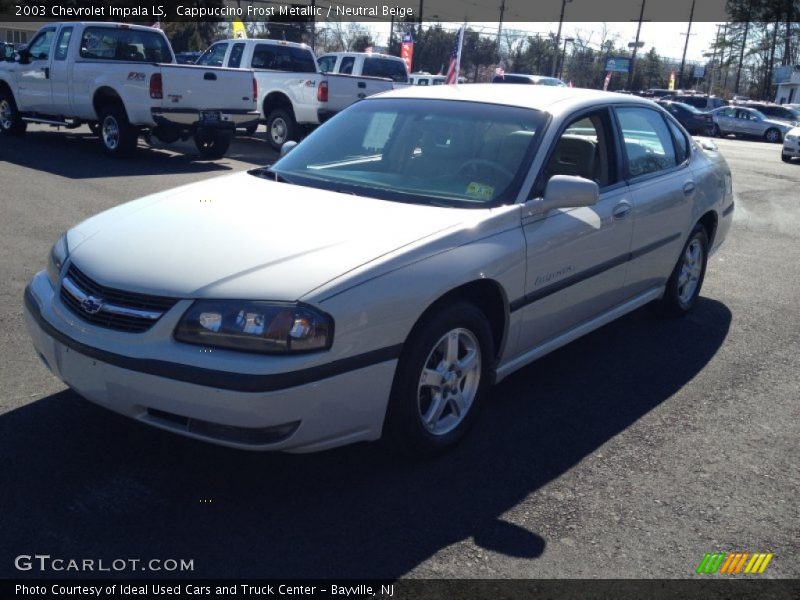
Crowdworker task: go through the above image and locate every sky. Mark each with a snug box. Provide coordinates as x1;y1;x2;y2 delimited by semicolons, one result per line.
365;21;721;64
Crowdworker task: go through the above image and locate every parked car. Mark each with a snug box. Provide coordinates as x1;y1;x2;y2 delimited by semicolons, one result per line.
672;94;727;111
657;100;715;135
317;51;409;83
492;73;567;86
740;102;800;125
196;38;320;149
709;106;794;142
640;88;674;98
174;51;202;65
0;22;259;158
408;72;466;86
782;126;800;162
24;86;733;455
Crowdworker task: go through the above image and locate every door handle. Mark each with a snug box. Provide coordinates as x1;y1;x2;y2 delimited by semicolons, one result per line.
203;72;217;81
41;67;49;79
683;181;696;195
357;81;366;88
357;93;366;99
613;200;632;220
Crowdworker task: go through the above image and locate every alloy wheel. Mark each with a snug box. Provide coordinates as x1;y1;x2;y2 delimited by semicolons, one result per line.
102;116;120;151
677;238;703;305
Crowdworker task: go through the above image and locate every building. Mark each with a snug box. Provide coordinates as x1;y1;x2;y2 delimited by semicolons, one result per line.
774;65;800;105
0;21;44;46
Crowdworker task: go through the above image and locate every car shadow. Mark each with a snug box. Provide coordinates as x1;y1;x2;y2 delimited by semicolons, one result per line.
0;127;280;179
0;298;731;578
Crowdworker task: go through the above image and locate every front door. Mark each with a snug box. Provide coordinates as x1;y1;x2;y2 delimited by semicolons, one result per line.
15;27;57;113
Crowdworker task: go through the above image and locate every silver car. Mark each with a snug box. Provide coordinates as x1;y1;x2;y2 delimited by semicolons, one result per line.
709;106;794;143
24;86;734;455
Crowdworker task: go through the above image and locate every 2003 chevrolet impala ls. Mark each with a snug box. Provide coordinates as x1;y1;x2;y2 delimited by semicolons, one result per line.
24;85;734;455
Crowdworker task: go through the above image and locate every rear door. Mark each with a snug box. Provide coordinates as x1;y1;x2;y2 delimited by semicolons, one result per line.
49;25;75;115
15;26;57;112
615;105;693;297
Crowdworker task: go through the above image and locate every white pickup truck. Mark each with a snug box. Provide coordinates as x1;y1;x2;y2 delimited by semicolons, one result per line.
316;51;409;124
0;22;259;158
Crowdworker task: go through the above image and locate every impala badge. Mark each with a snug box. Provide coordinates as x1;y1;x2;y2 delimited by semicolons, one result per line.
80;295;103;315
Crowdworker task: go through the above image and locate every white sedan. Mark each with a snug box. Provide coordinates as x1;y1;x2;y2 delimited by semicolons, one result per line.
24;85;734;455
782;126;800;162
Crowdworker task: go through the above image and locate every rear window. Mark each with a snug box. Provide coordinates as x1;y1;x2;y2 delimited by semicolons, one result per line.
79;27;172;63
362;57;408;82
492;74;533;84
252;44;316;73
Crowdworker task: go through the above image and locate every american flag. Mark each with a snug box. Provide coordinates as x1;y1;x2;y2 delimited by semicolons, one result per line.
445;26;465;85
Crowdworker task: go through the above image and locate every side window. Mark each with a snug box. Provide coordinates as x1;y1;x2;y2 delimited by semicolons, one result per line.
54;27;73;61
317;55;336;73
27;29;56;61
251;44;276;69
196;43;227;67
666;118;690;165
536;110;616;197
340;56;355;75
227;42;245;68
616;107;678;178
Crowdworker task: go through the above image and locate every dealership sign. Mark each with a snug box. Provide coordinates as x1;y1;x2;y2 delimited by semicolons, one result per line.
605;57;630;73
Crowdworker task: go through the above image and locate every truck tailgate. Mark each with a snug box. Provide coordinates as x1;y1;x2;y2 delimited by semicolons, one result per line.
158;64;255;113
321;73;395;115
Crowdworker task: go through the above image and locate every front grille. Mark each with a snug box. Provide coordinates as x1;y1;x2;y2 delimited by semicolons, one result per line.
59;263;179;333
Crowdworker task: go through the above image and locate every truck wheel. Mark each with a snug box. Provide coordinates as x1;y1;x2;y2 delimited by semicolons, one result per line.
0;90;27;136
98;106;138;158
194;130;232;159
266;108;296;151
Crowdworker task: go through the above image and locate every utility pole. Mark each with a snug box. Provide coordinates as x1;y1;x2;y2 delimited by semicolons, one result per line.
389;15;394;53
551;0;572;77
627;0;646;90
497;0;506;49
418;0;424;40
678;0;695;89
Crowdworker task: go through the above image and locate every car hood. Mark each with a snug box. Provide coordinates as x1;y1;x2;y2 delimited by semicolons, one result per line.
66;172;468;300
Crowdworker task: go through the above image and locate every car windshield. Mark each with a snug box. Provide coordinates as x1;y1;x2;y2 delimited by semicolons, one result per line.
266;99;547;207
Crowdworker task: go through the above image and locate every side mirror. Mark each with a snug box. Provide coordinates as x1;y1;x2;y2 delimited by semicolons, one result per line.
535;175;599;213
280;140;298;157
3;46;14;62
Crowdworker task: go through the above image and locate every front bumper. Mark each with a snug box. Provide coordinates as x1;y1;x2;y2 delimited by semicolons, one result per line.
782;137;800;158
151;108;260;130
23;272;395;452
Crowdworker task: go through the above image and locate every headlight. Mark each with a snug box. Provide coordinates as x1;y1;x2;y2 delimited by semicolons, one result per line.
46;233;69;286
787;134;798;141
174;300;333;354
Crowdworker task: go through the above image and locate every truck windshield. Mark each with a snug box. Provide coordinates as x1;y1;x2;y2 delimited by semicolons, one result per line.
268;99;547;208
79;27;172;63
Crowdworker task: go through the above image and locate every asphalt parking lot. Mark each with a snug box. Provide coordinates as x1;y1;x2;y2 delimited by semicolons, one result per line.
0;127;798;579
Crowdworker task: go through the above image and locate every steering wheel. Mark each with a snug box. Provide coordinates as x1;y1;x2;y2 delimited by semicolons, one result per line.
457;158;515;180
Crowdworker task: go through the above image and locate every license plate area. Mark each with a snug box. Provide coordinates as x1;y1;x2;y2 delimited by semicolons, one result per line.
201;110;221;124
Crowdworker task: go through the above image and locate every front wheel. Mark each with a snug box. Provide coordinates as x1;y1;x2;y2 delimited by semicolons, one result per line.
709;124;721;137
782;153;792;163
0;90;27;136
764;128;782;144
384;302;493;456
655;225;709;317
194;130;232;158
265;108;296;152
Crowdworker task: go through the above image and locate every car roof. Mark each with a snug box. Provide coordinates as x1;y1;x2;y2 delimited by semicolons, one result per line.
376;83;657;116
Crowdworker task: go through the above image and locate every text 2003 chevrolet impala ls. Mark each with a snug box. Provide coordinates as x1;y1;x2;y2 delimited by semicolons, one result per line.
24;85;734;455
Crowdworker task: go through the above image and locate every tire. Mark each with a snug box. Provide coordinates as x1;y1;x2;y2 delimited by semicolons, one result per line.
0;89;27;136
384;302;494;457
781;153;792;163
194;130;232;159
244;123;259;136
709;124;720;137
655;224;709;318
97;106;138;158
88;121;101;136
764;128;782;144
265;108;296;151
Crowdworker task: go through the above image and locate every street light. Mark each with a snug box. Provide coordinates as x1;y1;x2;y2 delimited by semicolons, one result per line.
551;0;573;77
558;37;575;80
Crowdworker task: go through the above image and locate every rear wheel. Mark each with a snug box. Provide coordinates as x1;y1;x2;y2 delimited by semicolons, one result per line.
265;108;296;151
709;123;721;137
0;90;27;136
98;106;138;158
194;129;232;159
655;224;709;317
764;128;782;143
384;302;493;456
